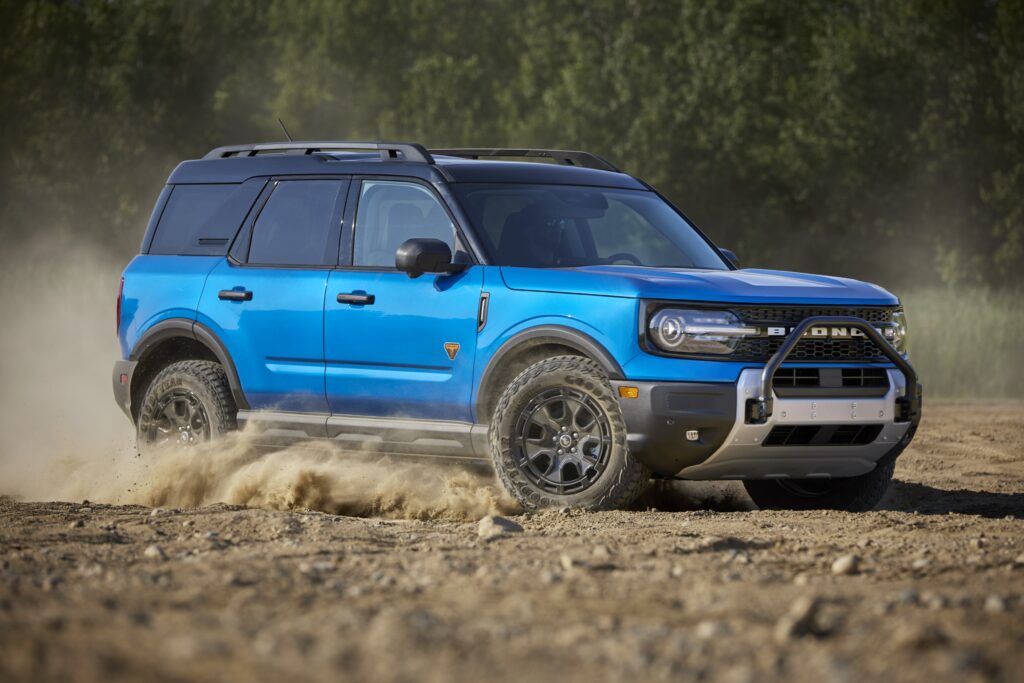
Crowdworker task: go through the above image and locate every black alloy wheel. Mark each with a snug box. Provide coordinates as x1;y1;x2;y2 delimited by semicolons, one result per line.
512;387;612;495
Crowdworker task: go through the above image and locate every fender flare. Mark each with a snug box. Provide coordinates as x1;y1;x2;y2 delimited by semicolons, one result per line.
130;318;249;410
475;325;624;419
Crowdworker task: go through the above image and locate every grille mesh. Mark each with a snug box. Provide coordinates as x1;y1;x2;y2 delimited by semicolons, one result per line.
729;306;898;362
730;306;896;325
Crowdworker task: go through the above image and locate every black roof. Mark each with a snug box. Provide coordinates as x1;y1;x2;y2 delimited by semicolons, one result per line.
166;142;647;190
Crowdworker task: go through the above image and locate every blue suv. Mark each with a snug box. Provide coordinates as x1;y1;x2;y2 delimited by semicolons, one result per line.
113;141;921;512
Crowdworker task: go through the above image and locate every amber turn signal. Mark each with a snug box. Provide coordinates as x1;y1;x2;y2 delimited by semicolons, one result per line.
618;386;639;399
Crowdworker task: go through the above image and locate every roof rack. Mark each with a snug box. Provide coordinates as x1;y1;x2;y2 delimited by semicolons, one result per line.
430;148;619;172
202;141;434;163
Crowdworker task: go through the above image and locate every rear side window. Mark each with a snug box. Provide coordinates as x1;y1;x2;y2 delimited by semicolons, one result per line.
247;180;347;266
149;183;262;256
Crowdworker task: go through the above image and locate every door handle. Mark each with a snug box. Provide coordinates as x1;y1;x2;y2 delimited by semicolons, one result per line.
337;292;375;305
218;289;253;301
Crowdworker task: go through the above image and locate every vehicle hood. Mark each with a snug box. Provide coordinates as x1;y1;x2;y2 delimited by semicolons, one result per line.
499;266;899;305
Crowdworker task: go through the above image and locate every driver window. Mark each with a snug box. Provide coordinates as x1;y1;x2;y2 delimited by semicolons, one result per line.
353;181;456;268
586;199;674;264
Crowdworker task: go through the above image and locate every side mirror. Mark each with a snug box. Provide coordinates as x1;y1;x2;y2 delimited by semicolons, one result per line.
396;238;466;278
720;248;740;269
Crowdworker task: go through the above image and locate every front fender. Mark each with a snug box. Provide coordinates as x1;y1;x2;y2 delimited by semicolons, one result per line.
471;284;641;421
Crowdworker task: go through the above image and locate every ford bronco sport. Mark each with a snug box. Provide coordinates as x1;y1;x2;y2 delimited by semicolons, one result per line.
113;141;921;511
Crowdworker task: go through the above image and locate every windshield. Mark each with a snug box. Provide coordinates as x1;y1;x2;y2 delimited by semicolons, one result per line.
451;183;729;269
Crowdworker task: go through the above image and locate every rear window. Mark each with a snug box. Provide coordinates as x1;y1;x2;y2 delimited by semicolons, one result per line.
148;182;262;256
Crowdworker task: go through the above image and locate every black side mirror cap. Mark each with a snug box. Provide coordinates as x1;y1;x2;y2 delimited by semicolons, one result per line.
720;248;740;269
395;238;467;278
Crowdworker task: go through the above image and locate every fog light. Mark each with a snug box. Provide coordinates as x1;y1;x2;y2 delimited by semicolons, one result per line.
685;429;699;441
618;386;639;399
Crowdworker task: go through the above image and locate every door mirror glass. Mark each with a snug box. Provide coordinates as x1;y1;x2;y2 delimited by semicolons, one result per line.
720;248;740;268
396;238;465;278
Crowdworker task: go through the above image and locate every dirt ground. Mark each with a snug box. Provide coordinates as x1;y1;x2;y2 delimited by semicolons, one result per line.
1;400;1022;683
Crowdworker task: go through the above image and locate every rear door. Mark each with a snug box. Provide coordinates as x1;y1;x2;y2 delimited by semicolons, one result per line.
324;177;482;422
198;177;348;415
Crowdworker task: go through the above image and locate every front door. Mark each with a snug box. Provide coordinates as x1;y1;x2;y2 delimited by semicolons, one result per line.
198;178;348;413
324;178;482;422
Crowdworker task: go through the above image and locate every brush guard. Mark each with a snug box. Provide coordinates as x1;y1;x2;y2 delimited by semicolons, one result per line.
745;316;921;425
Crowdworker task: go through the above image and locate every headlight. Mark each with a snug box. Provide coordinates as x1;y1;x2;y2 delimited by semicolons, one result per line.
891;308;909;355
648;308;756;355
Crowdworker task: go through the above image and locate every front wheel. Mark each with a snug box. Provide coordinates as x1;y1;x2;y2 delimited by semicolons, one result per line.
489;355;649;511
136;360;237;450
742;461;895;512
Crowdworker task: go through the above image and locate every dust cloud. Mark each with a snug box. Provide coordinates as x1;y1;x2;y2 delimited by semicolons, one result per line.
0;239;513;520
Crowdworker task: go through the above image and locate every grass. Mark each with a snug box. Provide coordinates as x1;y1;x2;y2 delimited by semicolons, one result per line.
899;288;1024;398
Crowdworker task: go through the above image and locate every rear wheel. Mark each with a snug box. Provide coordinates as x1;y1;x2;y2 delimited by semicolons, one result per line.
742;461;894;511
137;360;236;449
489;355;649;511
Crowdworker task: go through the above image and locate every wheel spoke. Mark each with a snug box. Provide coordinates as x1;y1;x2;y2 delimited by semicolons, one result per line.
530;403;563;435
544;454;564;483
577;434;603;456
523;439;552;461
568;401;586;431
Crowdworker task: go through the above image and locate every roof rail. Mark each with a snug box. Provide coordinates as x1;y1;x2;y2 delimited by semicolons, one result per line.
430;148;619;172
202;141;434;163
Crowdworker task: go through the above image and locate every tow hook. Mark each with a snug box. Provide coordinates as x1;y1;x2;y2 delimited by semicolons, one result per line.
746;397;772;425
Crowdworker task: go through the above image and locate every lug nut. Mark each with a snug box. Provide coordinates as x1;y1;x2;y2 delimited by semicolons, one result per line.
557;449;564;454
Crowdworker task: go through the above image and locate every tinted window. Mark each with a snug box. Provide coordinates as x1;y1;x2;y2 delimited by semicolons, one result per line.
452;183;728;269
150;184;244;256
353;181;456;267
248;180;346;266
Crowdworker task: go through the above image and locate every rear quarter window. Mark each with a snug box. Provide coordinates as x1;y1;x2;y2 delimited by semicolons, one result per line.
148;181;264;256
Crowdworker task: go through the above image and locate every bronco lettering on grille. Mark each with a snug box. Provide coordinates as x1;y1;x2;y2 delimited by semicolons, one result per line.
762;326;895;340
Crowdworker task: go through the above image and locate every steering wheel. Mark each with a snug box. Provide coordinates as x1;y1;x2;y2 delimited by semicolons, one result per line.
604;252;642;266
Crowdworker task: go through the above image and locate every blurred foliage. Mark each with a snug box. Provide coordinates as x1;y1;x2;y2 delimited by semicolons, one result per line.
901;288;1024;397
0;0;1021;290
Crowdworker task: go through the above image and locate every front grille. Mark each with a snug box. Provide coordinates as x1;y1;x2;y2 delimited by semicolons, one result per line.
763;424;884;447
730;306;896;325
772;367;890;396
838;367;889;388
729;305;898;362
773;367;820;388
735;337;888;362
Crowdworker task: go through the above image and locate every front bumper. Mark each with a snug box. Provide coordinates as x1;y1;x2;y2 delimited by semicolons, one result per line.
112;360;138;420
676;368;917;479
615;315;922;480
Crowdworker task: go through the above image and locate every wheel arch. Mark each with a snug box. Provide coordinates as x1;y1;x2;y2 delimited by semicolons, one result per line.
475;325;624;423
129;318;248;420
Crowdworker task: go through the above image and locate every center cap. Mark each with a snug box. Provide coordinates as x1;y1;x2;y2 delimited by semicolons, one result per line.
558;433;574;448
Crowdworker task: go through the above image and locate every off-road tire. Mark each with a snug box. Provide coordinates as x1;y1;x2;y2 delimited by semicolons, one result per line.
136;360;237;449
489;355;649;511
742;461;895;512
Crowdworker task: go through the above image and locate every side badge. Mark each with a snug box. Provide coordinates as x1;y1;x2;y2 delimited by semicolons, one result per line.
444;342;460;361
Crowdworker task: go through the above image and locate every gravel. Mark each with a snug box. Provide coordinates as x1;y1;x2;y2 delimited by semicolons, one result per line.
0;401;1021;683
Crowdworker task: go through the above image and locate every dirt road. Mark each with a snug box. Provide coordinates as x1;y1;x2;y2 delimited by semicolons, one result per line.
1;401;1022;683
